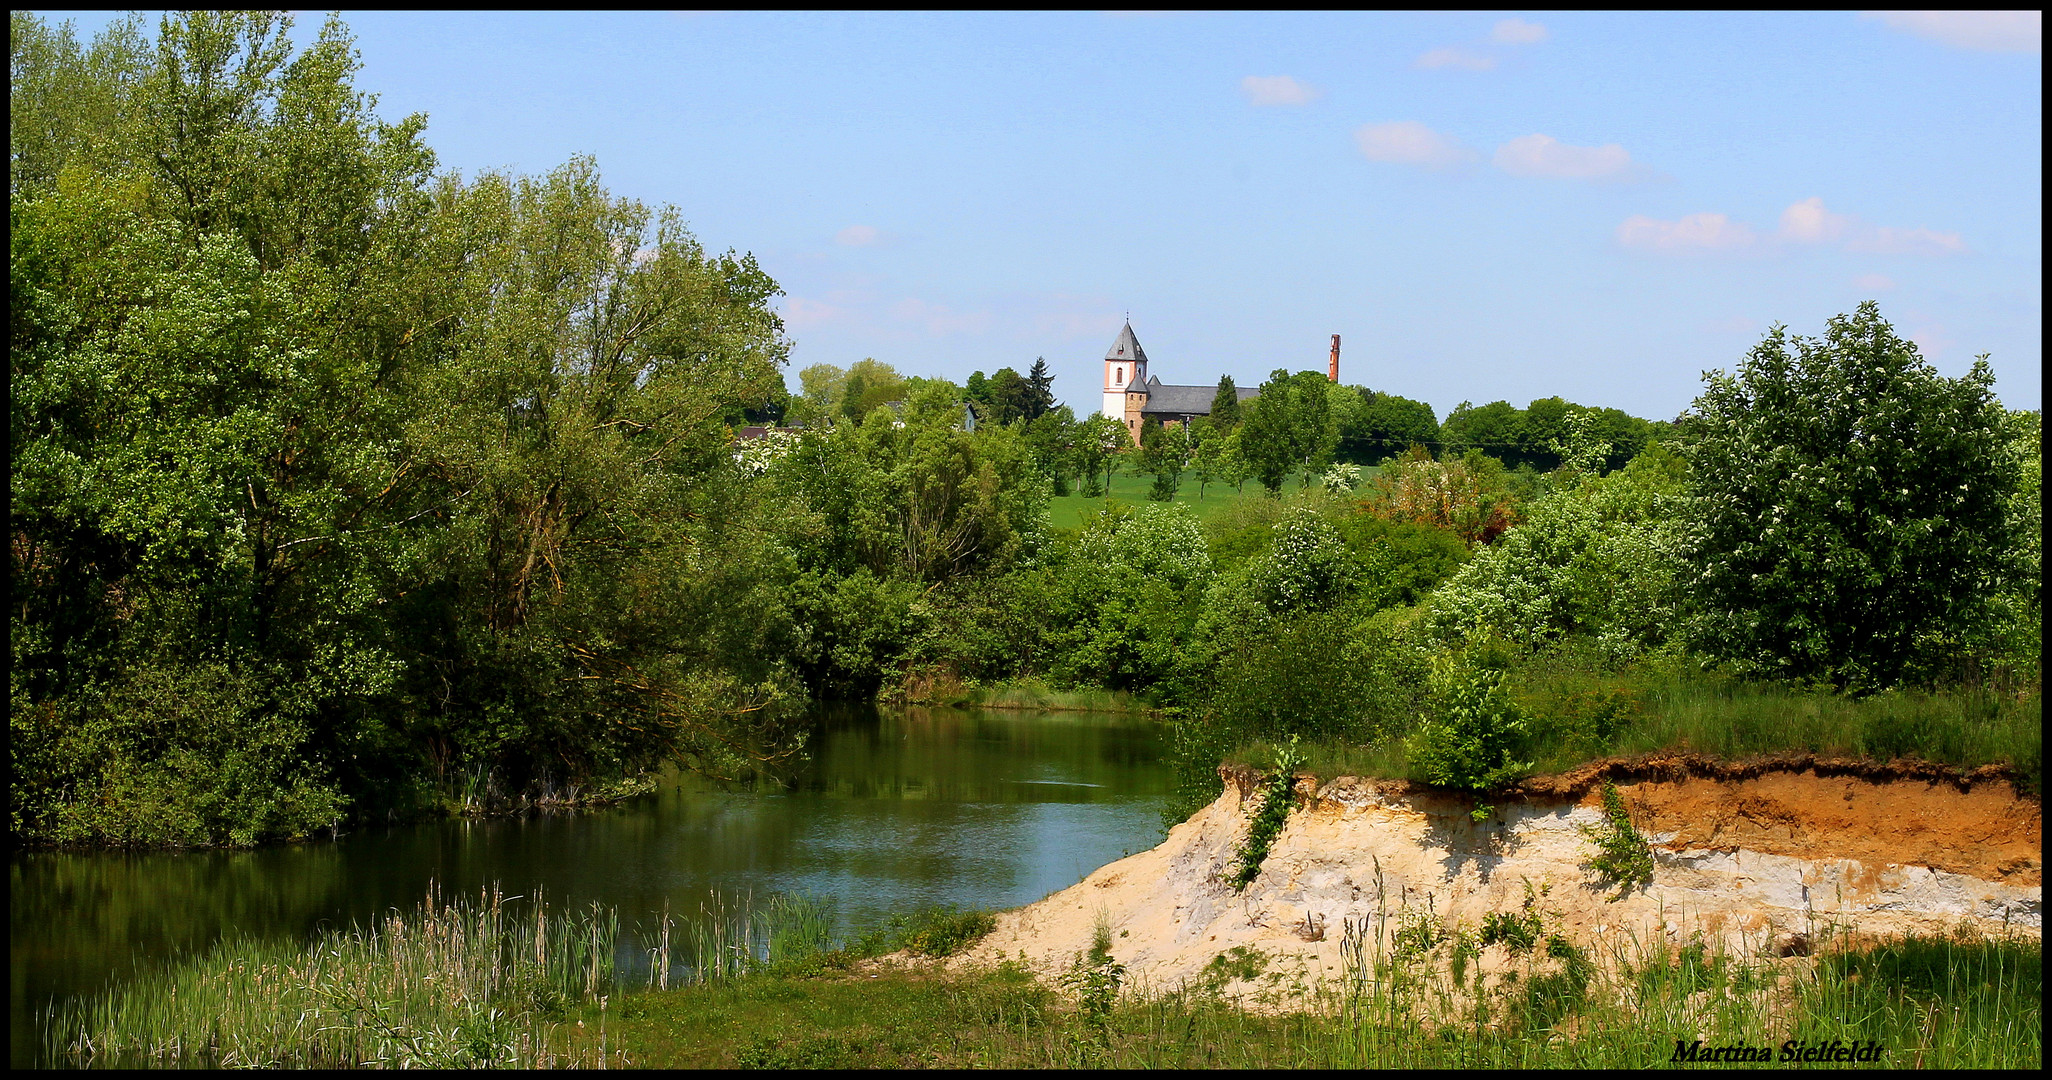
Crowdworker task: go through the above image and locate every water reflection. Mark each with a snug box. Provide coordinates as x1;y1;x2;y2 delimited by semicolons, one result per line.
10;704;1167;1066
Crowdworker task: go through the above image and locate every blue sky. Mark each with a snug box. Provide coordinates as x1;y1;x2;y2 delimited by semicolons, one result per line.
36;10;2044;419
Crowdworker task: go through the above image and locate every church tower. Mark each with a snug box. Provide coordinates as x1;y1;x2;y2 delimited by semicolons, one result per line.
1100;320;1149;437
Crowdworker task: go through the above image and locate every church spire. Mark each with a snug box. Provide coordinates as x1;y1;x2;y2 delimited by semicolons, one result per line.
1104;320;1148;367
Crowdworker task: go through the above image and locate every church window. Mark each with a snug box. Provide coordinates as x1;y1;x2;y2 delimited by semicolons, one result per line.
1116;366;1123;385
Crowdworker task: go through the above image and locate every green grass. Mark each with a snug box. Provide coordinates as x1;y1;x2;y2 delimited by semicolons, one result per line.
48;881;624;1068
1048;467;1322;531
1224;655;2042;795
584;923;2039;1069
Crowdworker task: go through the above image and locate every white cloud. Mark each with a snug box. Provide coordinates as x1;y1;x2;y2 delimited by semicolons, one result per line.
1492;18;1550;44
1777;196;1853;243
834;224;885;247
1863;10;2042;53
1777;198;1967;255
1616;213;1759;253
1853;273;1898;291
1413;47;1496;71
1492;134;1638;180
1240;74;1321;106
1354;121;1476;169
1619;200;1968;258
1847;226;1968;256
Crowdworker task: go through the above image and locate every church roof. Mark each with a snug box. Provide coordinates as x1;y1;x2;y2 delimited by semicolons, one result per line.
1104;321;1148;366
1138;376;1258;416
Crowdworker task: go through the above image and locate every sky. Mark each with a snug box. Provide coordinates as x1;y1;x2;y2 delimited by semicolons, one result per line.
34;10;2044;420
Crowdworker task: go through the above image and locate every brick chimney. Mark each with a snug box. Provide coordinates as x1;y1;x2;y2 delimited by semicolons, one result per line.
1328;334;1341;382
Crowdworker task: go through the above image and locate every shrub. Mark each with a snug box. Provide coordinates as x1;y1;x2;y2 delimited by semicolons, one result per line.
1684;303;2023;693
1579;780;1654;894
1423;445;1690;664
1408;653;1533;806
1363;445;1519;545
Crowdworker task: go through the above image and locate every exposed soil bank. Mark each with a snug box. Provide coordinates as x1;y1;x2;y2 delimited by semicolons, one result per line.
954;761;2040;996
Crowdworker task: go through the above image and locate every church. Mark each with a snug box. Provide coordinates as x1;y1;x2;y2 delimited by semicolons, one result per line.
1099;321;1338;442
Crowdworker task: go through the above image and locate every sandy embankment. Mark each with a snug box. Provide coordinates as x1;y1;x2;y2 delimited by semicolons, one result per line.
951;761;2041;998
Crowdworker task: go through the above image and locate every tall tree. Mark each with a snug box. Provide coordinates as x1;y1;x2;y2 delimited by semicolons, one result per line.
1025;357;1057;420
1023;405;1078;495
1209;375;1242;430
1138;416;1188;501
1239;369;1336;494
985;366;1033;424
9;11;810;843
1685;303;2022;692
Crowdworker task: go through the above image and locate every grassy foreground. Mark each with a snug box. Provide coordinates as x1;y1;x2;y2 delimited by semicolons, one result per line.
50;886;2041;1069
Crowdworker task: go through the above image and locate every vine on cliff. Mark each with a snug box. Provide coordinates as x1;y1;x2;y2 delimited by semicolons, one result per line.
1229;737;1305;891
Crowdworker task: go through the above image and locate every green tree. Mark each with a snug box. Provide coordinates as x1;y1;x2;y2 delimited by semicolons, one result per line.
963;369;990;414
1140;418;1189;501
1219;430;1250;494
984;366;1033;425
1440;400;1520;459
1047;503;1212;694
797;362;849;422
1025;357;1057;420
9;11;814;842
1188;418;1221;500
839;358;907;424
1424;445;1690;663
1076;414;1133;498
1239;369;1335;494
1022;405;1079;495
1209;375;1242;430
1349;390;1440;463
1684;303;2022;692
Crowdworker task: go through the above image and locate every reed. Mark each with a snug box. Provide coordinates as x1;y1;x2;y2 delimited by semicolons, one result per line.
49;881;622;1068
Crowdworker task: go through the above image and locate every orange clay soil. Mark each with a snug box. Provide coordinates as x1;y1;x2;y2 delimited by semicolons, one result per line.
1309;754;2040;887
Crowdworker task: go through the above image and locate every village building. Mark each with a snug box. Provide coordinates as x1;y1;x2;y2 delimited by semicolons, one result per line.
1099;321;1339;441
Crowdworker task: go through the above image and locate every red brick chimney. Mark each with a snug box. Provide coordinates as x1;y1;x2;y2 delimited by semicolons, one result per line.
1328;334;1341;382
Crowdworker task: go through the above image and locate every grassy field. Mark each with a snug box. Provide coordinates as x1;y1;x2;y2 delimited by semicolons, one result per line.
1047;467;1352;531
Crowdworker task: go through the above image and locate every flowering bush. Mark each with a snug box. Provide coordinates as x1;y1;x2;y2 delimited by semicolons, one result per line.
1363;446;1519;545
1424;446;1690;663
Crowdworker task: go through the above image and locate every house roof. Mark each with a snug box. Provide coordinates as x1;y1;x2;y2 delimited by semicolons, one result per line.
1104;321;1148;366
1138;376;1258;416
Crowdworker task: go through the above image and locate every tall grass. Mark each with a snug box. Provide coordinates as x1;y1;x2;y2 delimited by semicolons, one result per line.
667;889;837;985
597;910;2040;1069
1228;663;2042;793
50;881;623;1068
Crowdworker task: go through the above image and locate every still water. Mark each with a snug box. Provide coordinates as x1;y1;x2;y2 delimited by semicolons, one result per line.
9;704;1170;1066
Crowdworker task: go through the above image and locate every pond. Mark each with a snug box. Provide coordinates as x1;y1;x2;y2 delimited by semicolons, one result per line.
9;704;1171;1066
